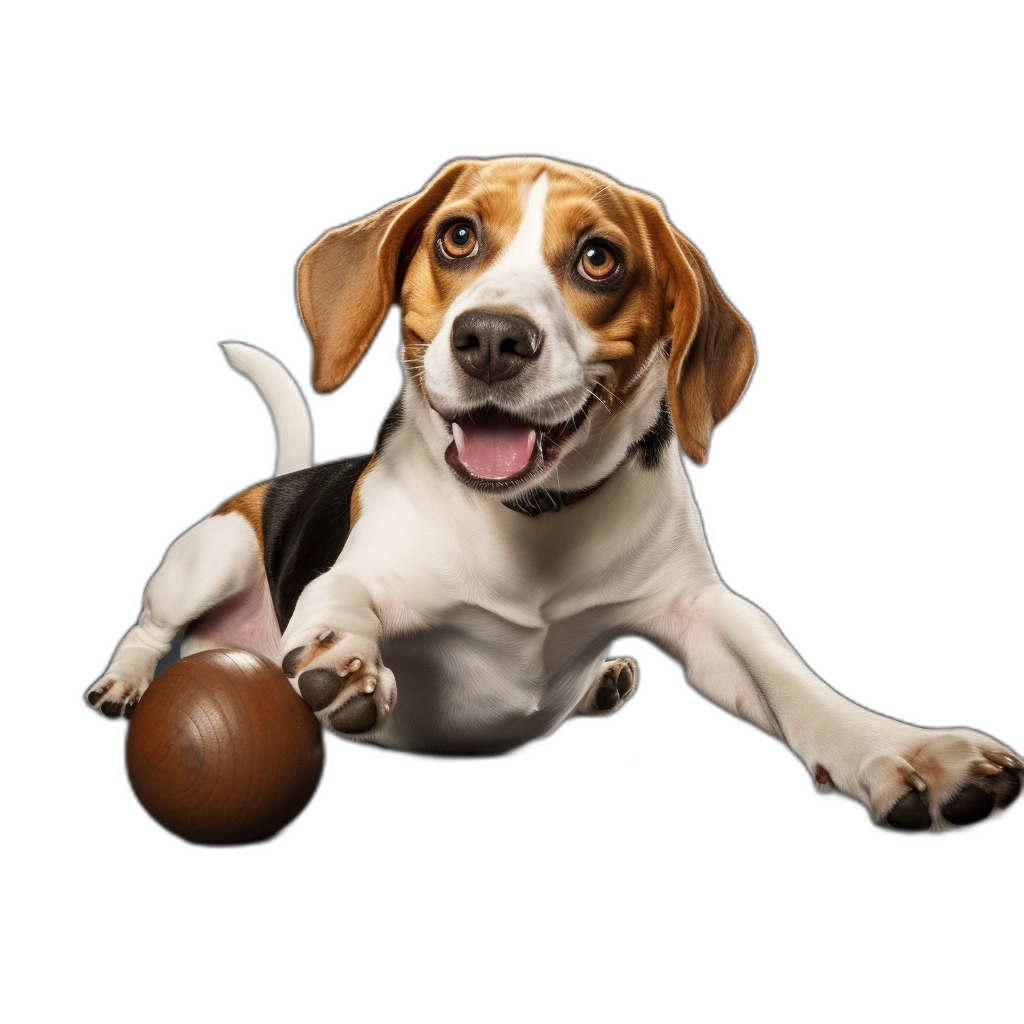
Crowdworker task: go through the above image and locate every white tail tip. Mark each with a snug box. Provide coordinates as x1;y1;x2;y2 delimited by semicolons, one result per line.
220;342;313;476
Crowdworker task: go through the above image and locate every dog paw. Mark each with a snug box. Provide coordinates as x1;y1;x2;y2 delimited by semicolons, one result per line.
85;675;146;719
281;629;396;736
856;728;1023;831
577;658;638;716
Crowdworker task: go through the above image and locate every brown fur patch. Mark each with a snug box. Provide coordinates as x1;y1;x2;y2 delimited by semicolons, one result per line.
541;166;665;404
298;160;486;394
349;454;377;527
293;632;341;676
213;481;269;554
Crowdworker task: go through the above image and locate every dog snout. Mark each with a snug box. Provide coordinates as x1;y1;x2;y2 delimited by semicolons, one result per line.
451;310;542;384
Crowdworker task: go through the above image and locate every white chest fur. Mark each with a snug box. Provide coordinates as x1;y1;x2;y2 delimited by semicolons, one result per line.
336;442;711;752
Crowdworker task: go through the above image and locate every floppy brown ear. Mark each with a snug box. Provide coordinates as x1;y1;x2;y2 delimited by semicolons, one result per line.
641;199;755;464
297;160;477;393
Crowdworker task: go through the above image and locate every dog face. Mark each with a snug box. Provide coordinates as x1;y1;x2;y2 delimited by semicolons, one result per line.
297;158;755;495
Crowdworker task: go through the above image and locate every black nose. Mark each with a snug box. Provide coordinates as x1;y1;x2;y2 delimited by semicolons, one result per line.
451;310;543;384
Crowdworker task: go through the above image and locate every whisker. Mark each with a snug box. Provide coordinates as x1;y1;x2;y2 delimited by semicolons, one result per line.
584;386;612;414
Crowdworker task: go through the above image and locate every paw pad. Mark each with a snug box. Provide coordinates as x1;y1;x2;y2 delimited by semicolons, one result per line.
298;668;346;712
330;693;377;734
587;658;638;714
886;790;931;830
940;783;994;826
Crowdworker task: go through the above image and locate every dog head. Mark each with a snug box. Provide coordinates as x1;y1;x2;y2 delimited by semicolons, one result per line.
297;157;754;496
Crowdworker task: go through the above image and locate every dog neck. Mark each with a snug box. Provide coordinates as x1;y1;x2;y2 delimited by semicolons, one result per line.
501;474;614;517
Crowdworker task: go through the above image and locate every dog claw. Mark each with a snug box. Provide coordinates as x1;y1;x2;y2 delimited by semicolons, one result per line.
973;759;1003;777
904;770;927;793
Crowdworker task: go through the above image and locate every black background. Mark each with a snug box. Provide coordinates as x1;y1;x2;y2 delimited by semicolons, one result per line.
54;88;1015;909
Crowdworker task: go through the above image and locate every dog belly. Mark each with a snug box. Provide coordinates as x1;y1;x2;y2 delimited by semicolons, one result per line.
184;567;282;661
373;610;611;754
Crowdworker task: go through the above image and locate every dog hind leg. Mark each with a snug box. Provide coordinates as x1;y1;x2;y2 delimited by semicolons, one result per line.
576;658;639;715
86;511;261;717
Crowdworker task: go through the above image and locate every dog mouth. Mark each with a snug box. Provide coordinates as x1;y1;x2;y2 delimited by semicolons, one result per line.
442;397;594;490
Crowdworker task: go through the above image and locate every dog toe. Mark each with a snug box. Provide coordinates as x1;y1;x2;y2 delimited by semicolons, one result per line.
886;791;931;830
940;782;995;826
986;767;1022;808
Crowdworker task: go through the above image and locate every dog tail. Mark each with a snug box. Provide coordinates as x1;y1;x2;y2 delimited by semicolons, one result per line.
220;342;313;476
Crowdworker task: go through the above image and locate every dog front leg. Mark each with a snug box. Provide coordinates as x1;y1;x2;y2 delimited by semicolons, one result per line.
279;567;397;737
642;583;1022;829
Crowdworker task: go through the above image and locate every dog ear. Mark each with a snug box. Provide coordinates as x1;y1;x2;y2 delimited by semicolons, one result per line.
297;160;477;393
640;198;755;464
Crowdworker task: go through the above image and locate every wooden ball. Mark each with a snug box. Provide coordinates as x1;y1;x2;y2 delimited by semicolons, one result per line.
126;649;323;844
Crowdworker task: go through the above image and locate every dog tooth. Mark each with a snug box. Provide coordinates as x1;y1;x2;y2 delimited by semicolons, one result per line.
452;422;466;456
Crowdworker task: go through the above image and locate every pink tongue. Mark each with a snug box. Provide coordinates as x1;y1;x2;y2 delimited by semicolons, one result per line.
454;420;536;479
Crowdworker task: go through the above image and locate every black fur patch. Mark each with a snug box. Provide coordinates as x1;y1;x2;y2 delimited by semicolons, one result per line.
262;454;372;631
375;398;403;452
628;396;673;469
260;399;403;632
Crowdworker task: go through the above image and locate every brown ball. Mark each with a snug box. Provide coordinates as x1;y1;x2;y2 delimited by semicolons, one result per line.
126;649;323;844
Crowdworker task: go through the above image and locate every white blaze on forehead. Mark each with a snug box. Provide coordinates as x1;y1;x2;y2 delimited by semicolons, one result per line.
452;172;553;307
461;173;563;320
498;171;549;275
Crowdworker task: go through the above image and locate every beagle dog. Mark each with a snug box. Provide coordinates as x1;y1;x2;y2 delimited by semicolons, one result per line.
87;156;1022;830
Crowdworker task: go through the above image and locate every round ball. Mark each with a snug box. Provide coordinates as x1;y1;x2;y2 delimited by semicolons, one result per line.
126;649;323;844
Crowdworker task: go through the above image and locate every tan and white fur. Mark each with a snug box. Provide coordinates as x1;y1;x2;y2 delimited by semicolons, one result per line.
87;157;1022;830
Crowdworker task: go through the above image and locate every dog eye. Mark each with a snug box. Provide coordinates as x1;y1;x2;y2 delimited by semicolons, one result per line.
441;222;478;259
578;242;617;282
